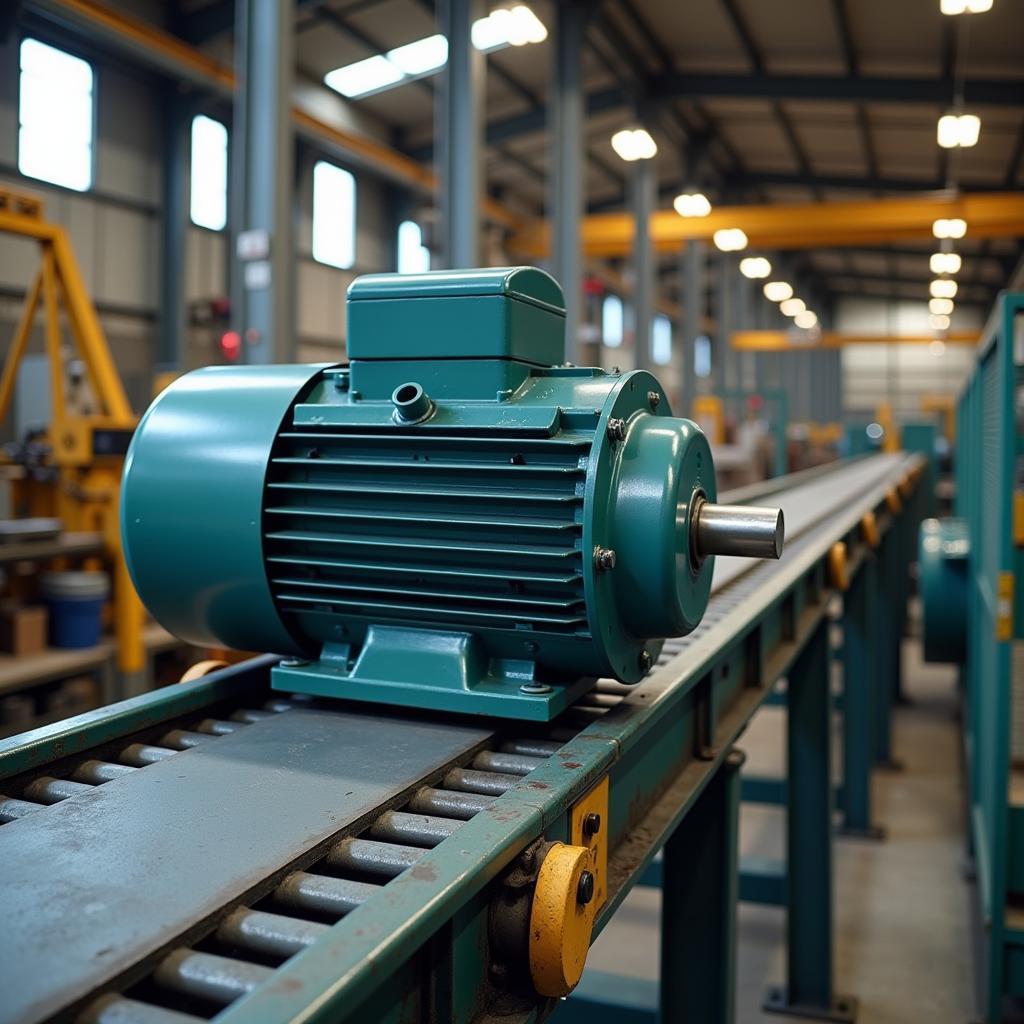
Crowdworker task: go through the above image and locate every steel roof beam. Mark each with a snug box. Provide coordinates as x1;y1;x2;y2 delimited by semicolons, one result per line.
509;192;1024;257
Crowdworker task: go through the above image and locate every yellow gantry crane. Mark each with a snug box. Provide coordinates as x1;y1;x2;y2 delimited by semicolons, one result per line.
0;186;145;679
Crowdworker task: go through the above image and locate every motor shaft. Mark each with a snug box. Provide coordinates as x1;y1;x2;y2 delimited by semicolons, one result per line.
691;498;785;562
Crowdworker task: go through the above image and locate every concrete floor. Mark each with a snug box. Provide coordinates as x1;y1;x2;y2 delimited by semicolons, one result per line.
578;635;989;1022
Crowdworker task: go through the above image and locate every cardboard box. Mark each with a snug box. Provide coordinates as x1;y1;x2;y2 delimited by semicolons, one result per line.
0;603;49;656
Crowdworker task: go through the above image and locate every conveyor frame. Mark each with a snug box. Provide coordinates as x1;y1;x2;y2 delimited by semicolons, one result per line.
0;454;924;1024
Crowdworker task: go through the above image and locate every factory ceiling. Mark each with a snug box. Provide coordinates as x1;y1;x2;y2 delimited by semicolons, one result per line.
159;0;1024;303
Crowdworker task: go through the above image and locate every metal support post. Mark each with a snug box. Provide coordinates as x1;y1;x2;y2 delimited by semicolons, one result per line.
159;87;190;370
632;157;655;371
659;749;744;1023
893;506;912;704
839;556;885;839
873;535;902;770
716;253;737;391
735;273;754;390
437;0;484;269
549;0;586;364
230;0;294;364
764;617;857;1021
680;240;704;415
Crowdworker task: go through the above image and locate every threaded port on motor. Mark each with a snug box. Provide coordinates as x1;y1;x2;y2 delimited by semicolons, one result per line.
392;382;434;423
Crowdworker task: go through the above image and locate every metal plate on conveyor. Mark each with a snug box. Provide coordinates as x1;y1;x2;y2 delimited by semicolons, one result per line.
0;708;492;1024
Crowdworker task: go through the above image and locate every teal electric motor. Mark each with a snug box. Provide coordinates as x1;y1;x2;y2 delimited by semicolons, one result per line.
122;268;783;719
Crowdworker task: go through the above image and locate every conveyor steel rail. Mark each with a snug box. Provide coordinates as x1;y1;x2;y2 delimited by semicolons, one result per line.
0;453;924;1024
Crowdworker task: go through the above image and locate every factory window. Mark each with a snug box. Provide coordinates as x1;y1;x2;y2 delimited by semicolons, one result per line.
397;220;430;274
312;161;356;269
189;115;228;231
18;39;94;192
602;295;623;348
694;335;712;378
652;315;672;365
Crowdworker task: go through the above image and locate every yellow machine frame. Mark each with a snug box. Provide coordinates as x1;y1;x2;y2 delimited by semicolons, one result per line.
691;395;725;445
0;187;144;676
920;393;957;442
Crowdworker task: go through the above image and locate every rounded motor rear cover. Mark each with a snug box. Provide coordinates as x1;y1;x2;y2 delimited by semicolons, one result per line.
121;364;327;654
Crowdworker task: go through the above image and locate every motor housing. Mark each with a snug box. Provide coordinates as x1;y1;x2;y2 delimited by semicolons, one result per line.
122;268;781;719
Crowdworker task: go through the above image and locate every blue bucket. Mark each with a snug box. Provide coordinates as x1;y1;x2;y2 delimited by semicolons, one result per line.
40;571;110;649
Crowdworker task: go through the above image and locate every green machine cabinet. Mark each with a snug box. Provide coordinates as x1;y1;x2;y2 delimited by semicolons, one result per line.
919;292;1024;1020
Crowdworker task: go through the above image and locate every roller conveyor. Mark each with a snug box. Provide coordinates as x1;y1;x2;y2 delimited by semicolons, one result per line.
0;453;923;1024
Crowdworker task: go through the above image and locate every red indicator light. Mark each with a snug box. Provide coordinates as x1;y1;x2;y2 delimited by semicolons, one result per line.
220;330;242;361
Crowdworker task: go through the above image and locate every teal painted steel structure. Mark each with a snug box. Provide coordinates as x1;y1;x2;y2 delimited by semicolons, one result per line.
0;456;921;1024
919;518;968;663
920;292;1024;1020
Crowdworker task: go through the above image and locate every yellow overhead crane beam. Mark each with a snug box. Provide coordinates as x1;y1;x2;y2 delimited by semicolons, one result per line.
34;0;522;231
509;192;1024;257
731;330;980;350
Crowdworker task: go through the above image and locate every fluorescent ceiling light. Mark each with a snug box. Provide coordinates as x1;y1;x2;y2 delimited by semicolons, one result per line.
941;0;992;12
930;278;958;298
611;128;657;161
739;256;771;279
713;228;748;251
937;113;980;148
929;297;954;315
933;217;967;239
794;310;818;329
473;5;547;49
326;8;547;100
930;252;962;275
387;34;448;75
763;280;793;302
780;297;806;316
930;314;951;331
325;54;403;98
673;192;711;217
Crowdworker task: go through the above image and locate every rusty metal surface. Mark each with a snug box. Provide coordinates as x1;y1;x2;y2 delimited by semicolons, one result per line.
0;707;491;1024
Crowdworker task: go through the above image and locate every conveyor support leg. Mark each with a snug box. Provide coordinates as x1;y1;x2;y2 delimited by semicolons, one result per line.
555;751;745;1023
873;534;902;770
658;748;743;1023
764;618;857;1021
839;556;884;839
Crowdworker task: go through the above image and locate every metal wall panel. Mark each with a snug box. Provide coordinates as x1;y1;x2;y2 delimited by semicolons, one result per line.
95;205;156;307
185;227;227;302
93;66;162;204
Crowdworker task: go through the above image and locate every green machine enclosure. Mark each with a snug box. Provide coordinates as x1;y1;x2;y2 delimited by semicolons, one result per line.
123;268;763;720
918;517;968;664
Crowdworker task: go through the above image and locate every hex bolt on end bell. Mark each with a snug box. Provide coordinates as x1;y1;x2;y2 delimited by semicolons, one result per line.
606;418;627;442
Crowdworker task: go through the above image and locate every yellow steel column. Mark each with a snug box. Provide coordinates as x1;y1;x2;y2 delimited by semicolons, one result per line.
0;271;44;422
41;245;66;423
51;227;133;423
112;538;146;678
